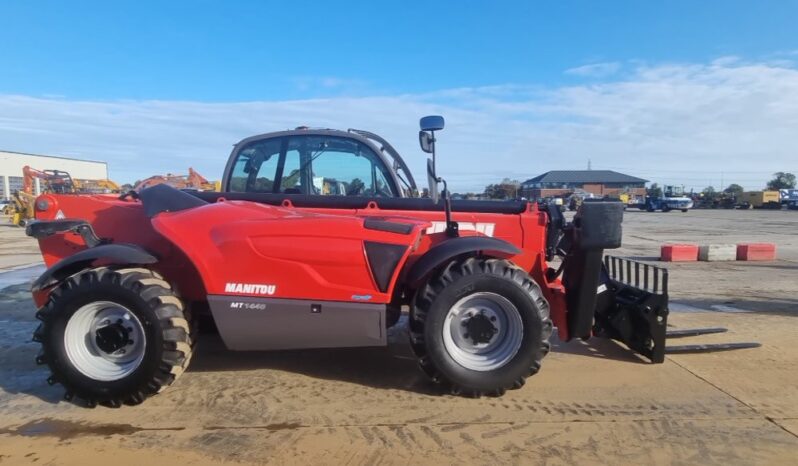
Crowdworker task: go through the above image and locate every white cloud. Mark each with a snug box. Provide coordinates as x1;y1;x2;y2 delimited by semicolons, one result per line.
291;76;369;93
1;58;797;192
565;62;621;78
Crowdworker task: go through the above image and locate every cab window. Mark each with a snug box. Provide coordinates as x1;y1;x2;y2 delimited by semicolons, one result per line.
279;147;302;193
228;137;283;193
229;135;397;197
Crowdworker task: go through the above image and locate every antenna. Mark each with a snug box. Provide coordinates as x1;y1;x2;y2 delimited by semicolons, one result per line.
588;159;592;170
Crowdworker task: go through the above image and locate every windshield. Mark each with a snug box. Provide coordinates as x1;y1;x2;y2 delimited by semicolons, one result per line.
228;134;399;197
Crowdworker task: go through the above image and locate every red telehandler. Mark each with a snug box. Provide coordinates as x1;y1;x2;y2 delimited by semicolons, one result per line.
25;116;755;407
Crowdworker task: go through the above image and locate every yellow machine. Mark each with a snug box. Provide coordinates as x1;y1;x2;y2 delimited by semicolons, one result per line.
739;191;781;209
8;191;36;226
74;178;122;193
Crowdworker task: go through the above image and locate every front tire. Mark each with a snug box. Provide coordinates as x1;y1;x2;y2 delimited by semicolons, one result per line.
34;267;193;407
410;258;552;397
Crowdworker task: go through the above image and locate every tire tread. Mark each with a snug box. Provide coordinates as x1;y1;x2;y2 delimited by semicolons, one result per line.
410;257;552;397
35;267;193;407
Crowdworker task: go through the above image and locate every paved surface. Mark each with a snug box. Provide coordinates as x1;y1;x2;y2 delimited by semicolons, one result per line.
0;210;796;465
0;224;41;270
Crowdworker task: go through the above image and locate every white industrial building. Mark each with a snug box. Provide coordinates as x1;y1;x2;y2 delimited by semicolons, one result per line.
0;150;108;199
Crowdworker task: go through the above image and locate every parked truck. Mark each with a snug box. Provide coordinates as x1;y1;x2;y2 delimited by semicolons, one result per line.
643;185;693;212
779;189;798;209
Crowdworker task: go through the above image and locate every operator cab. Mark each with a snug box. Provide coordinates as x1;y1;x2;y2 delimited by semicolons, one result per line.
206;123;528;215
224;129;417;198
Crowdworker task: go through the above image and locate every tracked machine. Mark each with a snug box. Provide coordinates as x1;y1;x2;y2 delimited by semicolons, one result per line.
25;116;756;407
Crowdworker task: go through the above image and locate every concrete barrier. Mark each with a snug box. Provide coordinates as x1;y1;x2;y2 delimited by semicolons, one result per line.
737;243;777;261
698;244;737;261
661;244;699;262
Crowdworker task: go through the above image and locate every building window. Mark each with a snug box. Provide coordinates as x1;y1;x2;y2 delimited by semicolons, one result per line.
8;176;23;194
0;176;5;198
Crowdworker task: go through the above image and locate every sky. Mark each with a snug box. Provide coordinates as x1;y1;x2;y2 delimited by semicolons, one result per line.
1;0;797;192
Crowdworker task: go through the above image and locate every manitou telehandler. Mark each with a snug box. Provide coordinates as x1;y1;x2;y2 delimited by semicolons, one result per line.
25;116;756;407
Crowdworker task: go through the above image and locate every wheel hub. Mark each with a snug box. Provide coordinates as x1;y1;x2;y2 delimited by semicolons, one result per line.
442;292;524;372
95;322;132;354
64;301;146;381
463;311;498;345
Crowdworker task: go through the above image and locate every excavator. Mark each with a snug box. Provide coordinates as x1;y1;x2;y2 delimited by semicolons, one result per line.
73;178;122;194
6;166;120;226
7;166;214;225
7;167;75;226
133;167;219;192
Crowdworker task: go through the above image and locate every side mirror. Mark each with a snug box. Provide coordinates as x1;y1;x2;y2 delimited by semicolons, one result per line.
427;158;439;204
420;115;445;131
419;131;434;153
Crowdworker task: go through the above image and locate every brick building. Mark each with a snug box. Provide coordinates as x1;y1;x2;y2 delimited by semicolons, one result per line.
520;170;647;200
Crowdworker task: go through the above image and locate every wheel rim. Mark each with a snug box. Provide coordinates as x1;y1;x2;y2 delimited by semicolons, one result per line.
442;292;524;372
63;301;146;381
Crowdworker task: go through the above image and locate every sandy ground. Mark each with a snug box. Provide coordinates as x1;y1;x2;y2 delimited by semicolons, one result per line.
0;210;796;465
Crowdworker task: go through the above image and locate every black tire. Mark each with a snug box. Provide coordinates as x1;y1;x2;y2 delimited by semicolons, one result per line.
662;206;671;212
33;267;193;407
409;257;552;397
681;209;688;213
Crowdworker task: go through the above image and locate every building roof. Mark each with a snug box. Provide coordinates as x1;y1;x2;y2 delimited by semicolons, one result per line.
522;170;648;185
0;149;106;166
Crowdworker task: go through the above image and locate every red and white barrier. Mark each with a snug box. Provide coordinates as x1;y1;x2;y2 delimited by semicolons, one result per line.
736;243;777;261
698;244;737;262
660;244;699;262
659;242;777;262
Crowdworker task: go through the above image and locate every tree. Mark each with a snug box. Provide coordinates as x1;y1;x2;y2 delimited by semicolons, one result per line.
702;186;716;196
483;178;520;199
347;178;365;195
723;183;744;197
767;172;796;190
647;183;662;198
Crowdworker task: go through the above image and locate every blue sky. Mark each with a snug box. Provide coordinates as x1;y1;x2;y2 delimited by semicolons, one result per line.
1;0;797;191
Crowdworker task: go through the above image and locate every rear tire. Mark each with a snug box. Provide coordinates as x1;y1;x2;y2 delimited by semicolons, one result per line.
34;267;193;407
410;257;552;397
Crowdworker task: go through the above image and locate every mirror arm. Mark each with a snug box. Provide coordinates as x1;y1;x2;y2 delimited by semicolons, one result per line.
440;178;458;237
430;130;437;178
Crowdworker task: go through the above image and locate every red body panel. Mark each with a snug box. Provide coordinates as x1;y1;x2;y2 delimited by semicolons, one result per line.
151;201;427;303
33;193;571;339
